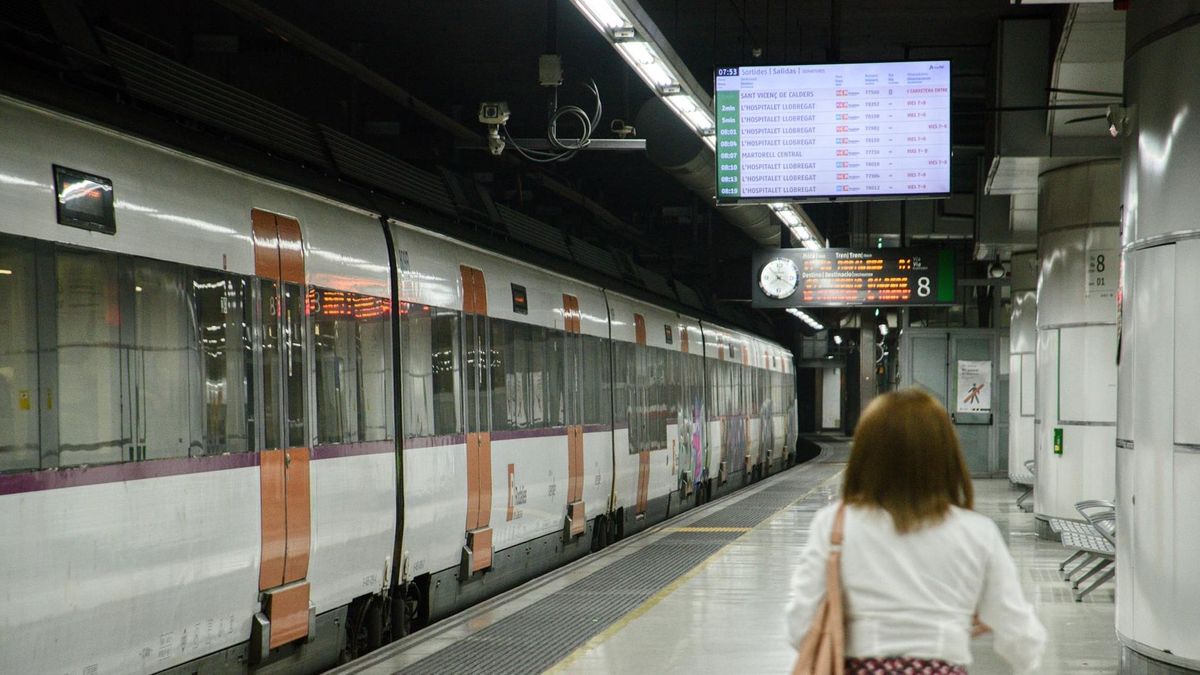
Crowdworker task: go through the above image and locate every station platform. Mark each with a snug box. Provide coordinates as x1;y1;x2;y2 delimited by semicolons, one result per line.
336;438;1116;675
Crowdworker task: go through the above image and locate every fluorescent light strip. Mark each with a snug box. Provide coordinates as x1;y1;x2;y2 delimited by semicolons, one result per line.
575;0;628;31
663;94;714;133
571;0;824;248
614;41;678;91
786;307;824;330
769;202;823;245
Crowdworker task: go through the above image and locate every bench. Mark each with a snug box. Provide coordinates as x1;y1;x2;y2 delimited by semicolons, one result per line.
1009;459;1035;512
1052;500;1116;601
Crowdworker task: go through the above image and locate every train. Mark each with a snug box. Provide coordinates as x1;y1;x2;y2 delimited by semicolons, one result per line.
0;93;800;674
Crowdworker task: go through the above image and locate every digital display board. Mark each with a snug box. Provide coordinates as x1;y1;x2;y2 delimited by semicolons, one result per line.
714;61;951;203
54;165;115;235
751;248;956;308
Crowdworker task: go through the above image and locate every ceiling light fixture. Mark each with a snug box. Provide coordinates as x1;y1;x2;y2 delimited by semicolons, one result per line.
786;307;824;331
614;41;678;91
768;202;822;245
568;0;827;248
575;0;628;31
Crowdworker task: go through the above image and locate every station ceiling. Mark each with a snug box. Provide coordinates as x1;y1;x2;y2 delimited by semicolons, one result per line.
2;0;1077;339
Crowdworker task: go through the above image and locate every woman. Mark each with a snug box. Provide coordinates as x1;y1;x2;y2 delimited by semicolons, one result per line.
786;389;1046;674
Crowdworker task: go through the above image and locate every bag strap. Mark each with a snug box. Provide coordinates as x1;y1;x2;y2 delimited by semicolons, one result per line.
830;502;847;548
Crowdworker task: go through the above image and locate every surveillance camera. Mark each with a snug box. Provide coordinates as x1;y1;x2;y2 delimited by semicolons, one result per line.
1106;104;1126;138
478;101;511;125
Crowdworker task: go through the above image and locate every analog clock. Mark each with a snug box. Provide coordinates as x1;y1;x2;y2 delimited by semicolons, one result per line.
759;257;800;299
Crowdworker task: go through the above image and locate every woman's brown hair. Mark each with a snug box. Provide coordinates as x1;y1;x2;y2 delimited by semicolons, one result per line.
842;388;974;533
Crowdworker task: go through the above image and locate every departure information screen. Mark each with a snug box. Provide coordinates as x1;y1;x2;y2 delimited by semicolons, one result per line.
751;248;956;308
715;61;951;203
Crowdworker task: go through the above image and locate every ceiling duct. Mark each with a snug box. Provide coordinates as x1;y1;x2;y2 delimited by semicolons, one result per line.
636;97;781;248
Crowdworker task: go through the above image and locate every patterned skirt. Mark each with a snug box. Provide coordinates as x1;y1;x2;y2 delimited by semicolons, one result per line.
844;657;968;674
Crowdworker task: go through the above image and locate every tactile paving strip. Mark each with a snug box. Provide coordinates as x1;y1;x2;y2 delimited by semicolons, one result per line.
390;458;845;675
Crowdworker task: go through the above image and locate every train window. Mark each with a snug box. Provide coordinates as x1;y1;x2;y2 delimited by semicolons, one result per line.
726;363;738;417
528;325;547;428
56;249;124;467
463;313;491;434
705;357;717;422
582;335;611;426
489;319;556;432
545;329;564;428
0;238;40;472
489;317;511;432
563;329;582;426
513;323;533;428
283;283;307;447
130;259;197;460
685;353;705;431
627;343;643;452
610;341;628;426
399;304;463;439
312;288;394;445
653;347;668;449
260;279;283;450
194;271;255;454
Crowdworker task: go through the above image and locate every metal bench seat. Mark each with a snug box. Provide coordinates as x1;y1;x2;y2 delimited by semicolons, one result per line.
1050;518;1097;536
1061;530;1115;556
1056;502;1116;601
1013;459;1035;511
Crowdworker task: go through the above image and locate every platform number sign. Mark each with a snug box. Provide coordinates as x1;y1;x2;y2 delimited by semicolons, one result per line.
1087;248;1117;298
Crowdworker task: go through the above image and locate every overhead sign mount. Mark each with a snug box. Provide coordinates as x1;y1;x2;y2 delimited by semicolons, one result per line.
751;247;956;308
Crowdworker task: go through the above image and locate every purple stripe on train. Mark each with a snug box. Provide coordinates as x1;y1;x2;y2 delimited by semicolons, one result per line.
0;452;260;496
0;442;398;496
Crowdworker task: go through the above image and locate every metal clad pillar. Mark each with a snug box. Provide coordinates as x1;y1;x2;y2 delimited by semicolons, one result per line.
1117;8;1200;670
1033;160;1119;538
1008;251;1037;480
858;309;876;419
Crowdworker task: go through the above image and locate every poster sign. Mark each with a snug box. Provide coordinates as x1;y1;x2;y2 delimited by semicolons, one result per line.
956;360;992;414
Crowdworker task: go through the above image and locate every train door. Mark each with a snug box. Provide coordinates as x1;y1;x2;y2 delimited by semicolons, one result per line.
460;265;493;574
633;313;650;516
250;208;312;656
562;294;585;537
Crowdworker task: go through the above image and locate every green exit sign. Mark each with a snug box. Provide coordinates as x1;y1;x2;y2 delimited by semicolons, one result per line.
1053;428;1064;456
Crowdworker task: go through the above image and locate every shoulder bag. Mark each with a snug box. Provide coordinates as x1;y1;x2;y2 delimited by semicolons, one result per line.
791;502;847;675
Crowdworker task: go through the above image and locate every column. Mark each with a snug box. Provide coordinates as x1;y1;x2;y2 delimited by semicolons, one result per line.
1117;8;1200;670
1032;160;1119;539
1008;251;1036;480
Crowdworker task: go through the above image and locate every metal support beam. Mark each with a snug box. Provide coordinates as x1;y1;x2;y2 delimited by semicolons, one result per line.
210;0;642;240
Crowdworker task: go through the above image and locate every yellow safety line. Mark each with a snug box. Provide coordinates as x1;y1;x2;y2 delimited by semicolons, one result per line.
545;469;844;674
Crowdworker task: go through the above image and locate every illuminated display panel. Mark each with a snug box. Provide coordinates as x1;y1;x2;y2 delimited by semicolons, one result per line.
714;61;951;203
751;248;956;308
54;165;115;234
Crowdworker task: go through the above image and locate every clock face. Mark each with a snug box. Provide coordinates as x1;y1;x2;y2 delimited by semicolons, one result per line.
759;258;800;299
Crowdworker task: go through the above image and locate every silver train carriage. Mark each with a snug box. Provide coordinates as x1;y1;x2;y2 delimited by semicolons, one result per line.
0;94;800;674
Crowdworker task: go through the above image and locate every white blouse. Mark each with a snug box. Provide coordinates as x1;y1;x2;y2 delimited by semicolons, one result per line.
785;503;1046;673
